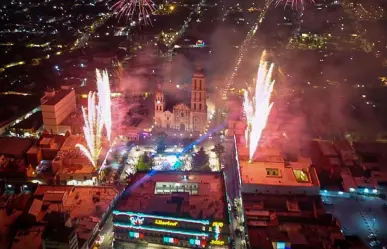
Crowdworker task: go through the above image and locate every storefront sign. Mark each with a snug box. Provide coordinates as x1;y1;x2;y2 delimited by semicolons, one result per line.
212;222;224;228
155;219;178;227
210;240;225;246
130;216;144;226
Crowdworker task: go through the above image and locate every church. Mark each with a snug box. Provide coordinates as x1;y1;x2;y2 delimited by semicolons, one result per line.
154;68;207;133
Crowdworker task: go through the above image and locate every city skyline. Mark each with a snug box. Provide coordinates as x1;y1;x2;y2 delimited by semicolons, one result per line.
0;0;387;249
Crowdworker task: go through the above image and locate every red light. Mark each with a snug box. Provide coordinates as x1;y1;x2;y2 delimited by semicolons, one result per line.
174;238;179;244
139;233;144;239
201;240;207;247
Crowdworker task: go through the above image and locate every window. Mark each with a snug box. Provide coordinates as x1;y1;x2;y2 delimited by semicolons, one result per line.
266;168;280;177
199;80;202;90
293;169;310;182
199;103;202;110
181;112;184;117
155;182;199;195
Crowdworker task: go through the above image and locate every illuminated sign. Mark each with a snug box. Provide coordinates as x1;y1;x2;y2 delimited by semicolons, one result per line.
212;222;224;228
212;221;224;241
210;240;225;246
130;216;144;226
155;219;178;227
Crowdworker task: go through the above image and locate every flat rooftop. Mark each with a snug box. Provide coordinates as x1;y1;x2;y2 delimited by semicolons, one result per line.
115;171;227;221
32;185;118;220
42;89;73;106
243;194;343;249
60;135;83;152
0;137;35;157
238;145;319;187
11;226;44;249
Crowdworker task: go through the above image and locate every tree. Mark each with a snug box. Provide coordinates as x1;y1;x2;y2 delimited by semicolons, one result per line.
156;140;166;154
212;143;225;170
137;152;152;171
192;147;210;171
156;132;168;154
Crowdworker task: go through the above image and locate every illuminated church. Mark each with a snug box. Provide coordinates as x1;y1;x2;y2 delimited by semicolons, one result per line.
154;68;207;133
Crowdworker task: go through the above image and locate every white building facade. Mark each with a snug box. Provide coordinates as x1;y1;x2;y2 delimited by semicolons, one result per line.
154;68;207;133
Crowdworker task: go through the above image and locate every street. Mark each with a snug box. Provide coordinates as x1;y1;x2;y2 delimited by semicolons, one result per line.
96;214;114;249
322;194;387;247
222;137;246;249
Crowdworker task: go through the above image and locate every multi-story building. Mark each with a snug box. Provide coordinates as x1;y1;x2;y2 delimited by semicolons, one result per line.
18;185;119;249
42;212;79;249
237;142;320;196
52;135;98;185
113;171;230;249
243;193;347;249
41;87;76;135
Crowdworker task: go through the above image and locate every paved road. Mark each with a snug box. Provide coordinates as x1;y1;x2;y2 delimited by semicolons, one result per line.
322;195;387;248
98;214;114;249
222;137;246;249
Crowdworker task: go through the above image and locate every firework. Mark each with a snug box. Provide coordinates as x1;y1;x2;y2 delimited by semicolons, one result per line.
96;69;112;142
115;61;125;83
270;0;314;9
76;92;104;168
111;0;156;25
243;51;275;161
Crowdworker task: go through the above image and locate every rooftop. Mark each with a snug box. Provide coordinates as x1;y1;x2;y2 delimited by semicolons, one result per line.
41;89;73;106
42;224;75;243
238;145;319;188
60;135;83;152
0;137;35;157
32;185;118;220
115;171;227;221
57;163;95;175
11;226;44;249
243;194;344;249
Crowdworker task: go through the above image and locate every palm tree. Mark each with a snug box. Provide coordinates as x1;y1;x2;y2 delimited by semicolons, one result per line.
212;143;225;170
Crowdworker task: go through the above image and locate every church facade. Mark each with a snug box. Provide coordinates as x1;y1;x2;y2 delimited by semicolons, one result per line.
154;68;207;133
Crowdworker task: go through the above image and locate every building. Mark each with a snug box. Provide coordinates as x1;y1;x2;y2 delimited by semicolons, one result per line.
113;171;230;249
0;182;37;249
41;87;76;135
309;140;382;194
23;185;119;249
42;212;78;249
237;142;320;196
243;193;346;249
26;134;66;167
0;137;35;159
52;135;99;185
154;68;207;134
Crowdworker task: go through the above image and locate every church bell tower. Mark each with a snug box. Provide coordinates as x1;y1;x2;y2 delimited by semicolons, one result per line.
154;83;165;127
190;67;207;133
